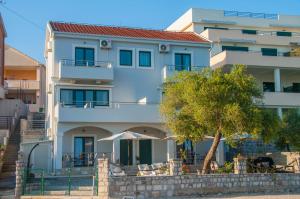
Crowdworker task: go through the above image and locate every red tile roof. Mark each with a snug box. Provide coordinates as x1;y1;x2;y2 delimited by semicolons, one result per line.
49;22;209;43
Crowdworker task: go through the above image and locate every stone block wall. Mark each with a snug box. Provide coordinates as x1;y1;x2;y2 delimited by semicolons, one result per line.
105;173;300;198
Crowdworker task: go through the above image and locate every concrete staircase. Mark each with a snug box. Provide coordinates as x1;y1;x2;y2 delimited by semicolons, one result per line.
0;120;21;194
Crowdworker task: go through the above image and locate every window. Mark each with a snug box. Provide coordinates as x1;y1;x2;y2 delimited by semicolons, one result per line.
60;90;73;105
119;50;133;66
276;31;292;37
75;47;95;66
138;51;151;67
60;89;109;107
175;53;191;71
261;48;277;56
263;82;275;92
242;29;257;35
222;46;249;52
204;27;228;30
95;90;109;106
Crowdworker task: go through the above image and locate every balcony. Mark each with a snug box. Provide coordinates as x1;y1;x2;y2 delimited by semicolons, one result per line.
211;51;300;69
55;102;162;123
201;28;300;46
161;65;205;82
58;60;113;81
262;92;300;107
4;80;40;90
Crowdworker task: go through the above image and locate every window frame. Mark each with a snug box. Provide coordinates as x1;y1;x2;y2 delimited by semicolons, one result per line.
172;51;194;71
222;46;249;52
261;48;278;56
136;49;154;69
72;44;97;66
59;88;110;107
117;47;135;68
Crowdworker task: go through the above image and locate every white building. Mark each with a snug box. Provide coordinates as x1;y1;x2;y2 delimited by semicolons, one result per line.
168;8;300;118
44;22;210;170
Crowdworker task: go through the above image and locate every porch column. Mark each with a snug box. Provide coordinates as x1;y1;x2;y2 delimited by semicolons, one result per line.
167;139;176;161
112;139;120;164
274;68;281;92
277;108;283;119
54;134;63;170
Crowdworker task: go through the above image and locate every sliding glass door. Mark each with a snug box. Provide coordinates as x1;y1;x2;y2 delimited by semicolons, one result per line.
74;137;94;167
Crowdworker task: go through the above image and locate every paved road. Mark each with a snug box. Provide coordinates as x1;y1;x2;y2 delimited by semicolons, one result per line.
191;194;300;199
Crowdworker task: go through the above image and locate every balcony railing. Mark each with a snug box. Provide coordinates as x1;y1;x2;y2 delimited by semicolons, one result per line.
58;59;114;81
5;80;40;90
59;59;112;68
27;120;46;130
56;101;162;123
59;101;158;108
224;10;278;20
162;65;207;82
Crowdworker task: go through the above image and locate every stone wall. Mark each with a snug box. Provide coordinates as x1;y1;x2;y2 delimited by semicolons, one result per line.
107;173;300;199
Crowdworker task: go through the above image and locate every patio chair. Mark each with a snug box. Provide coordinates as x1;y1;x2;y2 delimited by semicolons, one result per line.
151;163;168;175
109;164;126;176
138;164;155;176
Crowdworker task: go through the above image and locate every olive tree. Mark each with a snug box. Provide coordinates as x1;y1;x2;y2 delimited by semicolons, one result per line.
160;65;275;174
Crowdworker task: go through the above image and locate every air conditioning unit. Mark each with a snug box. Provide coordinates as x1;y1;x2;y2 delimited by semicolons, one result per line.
159;44;170;53
100;39;112;49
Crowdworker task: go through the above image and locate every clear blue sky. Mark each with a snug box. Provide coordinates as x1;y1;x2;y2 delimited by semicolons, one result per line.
1;0;299;63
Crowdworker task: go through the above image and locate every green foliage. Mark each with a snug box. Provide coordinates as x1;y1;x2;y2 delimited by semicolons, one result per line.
216;162;233;174
160;65;267;145
273;109;300;151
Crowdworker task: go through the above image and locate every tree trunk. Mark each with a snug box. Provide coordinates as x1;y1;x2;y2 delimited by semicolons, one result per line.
201;131;222;174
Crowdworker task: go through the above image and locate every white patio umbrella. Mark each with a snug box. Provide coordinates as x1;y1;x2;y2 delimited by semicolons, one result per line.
98;131;160;164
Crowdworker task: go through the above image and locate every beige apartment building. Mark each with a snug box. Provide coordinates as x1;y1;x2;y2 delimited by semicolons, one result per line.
4;45;46;112
168;8;300;118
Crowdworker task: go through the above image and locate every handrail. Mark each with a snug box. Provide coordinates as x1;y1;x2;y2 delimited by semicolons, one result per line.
59;59;112;68
165;65;206;71
59;101;160;108
224;10;278;20
212;50;300;58
4;80;40;89
202;27;300;37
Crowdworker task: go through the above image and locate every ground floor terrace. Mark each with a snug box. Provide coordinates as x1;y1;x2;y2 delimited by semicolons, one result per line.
48;122;224;172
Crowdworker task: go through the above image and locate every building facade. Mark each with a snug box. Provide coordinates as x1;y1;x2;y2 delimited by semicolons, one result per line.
0;14;6;99
168;8;300;117
45;22;210;170
4;45;46;112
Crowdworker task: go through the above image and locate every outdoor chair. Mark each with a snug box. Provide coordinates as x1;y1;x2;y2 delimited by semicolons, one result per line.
109;164;126;176
138;164;155;176
151;163;168;175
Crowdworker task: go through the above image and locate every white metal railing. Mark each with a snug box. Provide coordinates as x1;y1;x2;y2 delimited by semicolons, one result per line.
59;101;160;108
224;10;278;20
165;65;206;72
203;27;300;37
27;120;46;130
59;59;112;68
212;50;300;58
5;80;40;90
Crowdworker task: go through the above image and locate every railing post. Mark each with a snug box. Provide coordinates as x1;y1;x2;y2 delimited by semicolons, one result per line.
68;168;71;195
41;170;44;195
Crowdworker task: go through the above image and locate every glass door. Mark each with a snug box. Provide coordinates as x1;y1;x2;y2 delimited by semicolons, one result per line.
175;53;191;71
74;90;84;108
74;137;94;167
